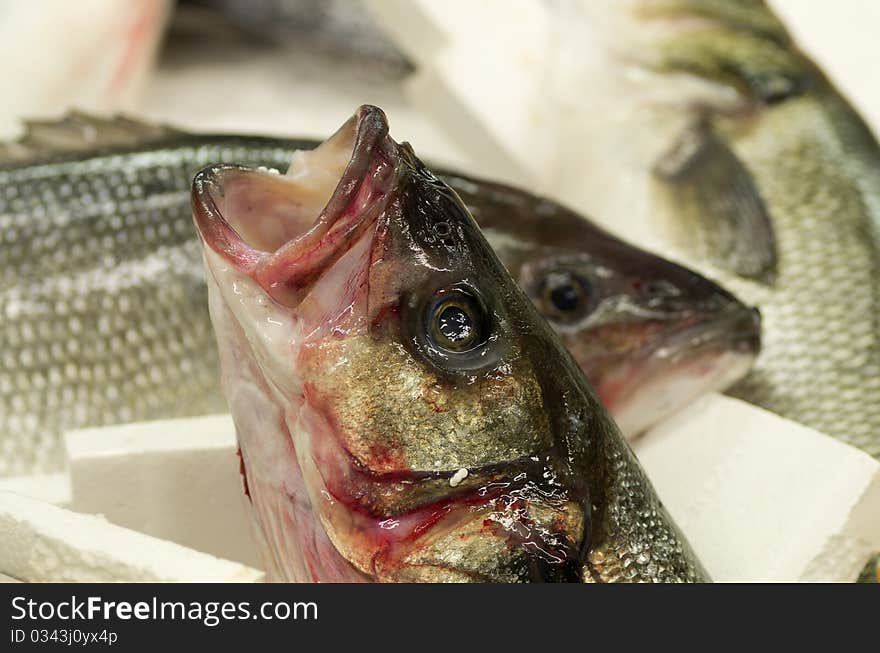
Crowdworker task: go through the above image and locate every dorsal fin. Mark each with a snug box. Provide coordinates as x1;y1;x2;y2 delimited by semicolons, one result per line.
0;111;183;164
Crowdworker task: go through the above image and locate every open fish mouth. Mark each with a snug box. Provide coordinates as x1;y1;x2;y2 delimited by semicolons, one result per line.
191;105;396;309
190;106;406;582
589;303;761;436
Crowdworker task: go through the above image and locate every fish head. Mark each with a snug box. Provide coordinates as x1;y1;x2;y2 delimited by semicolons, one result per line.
475;188;762;438
192;106;601;582
522;227;763;438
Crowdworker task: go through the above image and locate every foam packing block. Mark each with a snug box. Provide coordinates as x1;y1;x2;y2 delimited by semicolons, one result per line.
0;473;70;507
64;415;259;569
633;394;880;582
0;492;263;582
364;0;551;187
42;394;880;582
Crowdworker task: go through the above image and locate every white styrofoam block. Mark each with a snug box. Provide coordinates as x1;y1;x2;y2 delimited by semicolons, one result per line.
363;0;552;185
358;0;448;61
0;492;263;582
65;415;259;569
0;0;170;137
0;473;71;507
633;394;880;582
61;397;880;582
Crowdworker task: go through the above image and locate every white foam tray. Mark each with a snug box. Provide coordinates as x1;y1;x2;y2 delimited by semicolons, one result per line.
0;393;877;582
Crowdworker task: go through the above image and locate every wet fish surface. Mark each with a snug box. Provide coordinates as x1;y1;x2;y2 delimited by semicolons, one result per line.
192;104;709;582
550;0;880;457
0;114;755;476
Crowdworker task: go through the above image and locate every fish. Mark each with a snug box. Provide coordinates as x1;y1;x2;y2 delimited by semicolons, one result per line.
191;104;709;582
528;0;880;458
0;113;757;476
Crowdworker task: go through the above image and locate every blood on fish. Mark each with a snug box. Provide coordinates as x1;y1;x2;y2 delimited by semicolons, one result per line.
236;446;251;501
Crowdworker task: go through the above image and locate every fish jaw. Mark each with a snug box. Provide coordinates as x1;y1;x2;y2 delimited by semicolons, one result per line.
193;106;399;581
289;383;587;582
193;106;592;582
203;249;367;581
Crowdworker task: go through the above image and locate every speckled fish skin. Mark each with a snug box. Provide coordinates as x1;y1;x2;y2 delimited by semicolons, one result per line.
559;0;880;457
0;115;756;477
0;129;302;476
192;105;709;582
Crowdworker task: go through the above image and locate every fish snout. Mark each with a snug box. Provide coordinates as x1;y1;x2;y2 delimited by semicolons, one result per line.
632;259;741;314
647;265;762;355
705;302;762;355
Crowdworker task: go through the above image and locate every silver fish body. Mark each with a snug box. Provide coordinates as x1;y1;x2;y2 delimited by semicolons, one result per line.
1;130;299;475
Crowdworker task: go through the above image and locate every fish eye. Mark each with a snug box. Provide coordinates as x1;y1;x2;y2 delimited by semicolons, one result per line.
427;289;486;353
540;270;594;323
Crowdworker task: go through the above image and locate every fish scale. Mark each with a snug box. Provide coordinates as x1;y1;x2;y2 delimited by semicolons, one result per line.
682;95;880;457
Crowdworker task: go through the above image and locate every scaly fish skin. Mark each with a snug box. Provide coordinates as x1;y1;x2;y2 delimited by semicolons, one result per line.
0;117;756;476
192;105;709;582
553;0;880;456
0;134;299;476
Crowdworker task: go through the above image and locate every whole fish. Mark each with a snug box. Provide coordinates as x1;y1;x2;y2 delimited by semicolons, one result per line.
0;113;756;476
540;0;880;457
192;104;708;582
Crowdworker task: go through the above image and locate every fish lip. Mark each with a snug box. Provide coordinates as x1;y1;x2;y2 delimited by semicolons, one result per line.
598;301;761;368
348;463;591;578
354;455;555;488
190;105;397;303
190;164;268;273
331;455;590;558
653;303;762;360
588;302;761;423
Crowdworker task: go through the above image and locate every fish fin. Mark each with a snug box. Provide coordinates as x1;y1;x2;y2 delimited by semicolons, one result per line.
653;120;777;279
0;112;182;164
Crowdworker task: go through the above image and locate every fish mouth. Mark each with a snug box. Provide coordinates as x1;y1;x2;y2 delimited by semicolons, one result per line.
191;105;397;307
589;303;761;436
320;460;589;582
297;390;590;582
